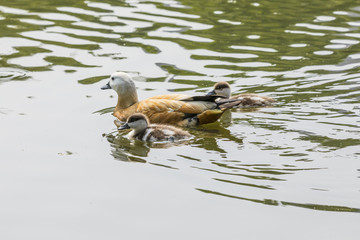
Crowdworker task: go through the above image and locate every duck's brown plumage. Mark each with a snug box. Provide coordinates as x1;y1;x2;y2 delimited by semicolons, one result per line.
113;97;223;126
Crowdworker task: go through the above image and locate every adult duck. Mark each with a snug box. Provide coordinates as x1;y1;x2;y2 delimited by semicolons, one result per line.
101;72;240;127
207;81;275;108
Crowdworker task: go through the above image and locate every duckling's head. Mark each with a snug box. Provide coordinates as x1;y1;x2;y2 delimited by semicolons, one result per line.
206;81;231;98
118;113;149;132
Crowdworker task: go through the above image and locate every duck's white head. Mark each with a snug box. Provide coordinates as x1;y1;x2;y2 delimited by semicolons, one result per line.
118;113;149;133
101;72;135;94
101;72;139;108
206;81;231;98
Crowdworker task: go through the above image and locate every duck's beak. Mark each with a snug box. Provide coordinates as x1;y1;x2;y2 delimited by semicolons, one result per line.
101;82;111;90
118;123;130;130
206;90;216;96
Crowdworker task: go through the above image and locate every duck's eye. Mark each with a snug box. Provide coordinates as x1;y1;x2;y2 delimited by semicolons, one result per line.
111;77;115;81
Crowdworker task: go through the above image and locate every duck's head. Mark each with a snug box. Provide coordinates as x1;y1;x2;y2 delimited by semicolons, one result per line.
101;72;137;95
206;81;231;98
118;113;149;132
102;72;139;108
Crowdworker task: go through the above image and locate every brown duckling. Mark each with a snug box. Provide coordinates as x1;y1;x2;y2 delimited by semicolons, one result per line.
119;113;191;142
207;81;275;108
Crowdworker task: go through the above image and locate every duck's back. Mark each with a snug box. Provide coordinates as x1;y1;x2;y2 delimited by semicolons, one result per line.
147;94;189;101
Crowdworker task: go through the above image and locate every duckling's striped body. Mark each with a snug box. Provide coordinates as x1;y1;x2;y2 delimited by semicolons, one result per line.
228;93;275;108
129;124;191;142
119;113;191;142
102;72;240;127
207;81;275;108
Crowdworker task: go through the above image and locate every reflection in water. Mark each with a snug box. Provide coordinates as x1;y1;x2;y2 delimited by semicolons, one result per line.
1;0;360;214
106;133;150;162
105;130;193;163
0;68;28;83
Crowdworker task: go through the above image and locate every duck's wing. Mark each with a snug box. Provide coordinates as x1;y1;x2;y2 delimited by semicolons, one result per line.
136;98;218;125
136;99;187;125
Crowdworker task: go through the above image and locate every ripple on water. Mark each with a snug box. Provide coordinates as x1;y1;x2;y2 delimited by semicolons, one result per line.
0;68;27;82
314;15;336;22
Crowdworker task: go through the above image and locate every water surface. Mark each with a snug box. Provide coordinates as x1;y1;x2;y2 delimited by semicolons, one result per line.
0;0;359;239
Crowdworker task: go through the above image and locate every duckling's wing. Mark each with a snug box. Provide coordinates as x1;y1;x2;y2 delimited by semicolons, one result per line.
231;93;276;107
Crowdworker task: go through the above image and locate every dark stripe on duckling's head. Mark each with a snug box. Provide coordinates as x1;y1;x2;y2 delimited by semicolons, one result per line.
127;113;149;125
214;81;230;90
209;81;232;99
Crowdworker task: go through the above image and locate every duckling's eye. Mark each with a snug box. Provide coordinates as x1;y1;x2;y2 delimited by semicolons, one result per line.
111;77;115;81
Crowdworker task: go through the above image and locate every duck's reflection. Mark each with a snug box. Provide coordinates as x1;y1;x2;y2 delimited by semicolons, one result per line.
190;111;243;151
106;133;149;162
104;111;244;163
105;130;193;162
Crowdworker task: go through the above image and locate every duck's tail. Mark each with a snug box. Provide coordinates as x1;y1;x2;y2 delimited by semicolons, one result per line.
197;98;244;124
180;95;241;126
196;109;224;125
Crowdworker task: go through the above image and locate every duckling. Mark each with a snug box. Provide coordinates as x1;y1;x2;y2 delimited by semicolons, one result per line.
207;81;275;108
101;72;241;127
119;113;191;142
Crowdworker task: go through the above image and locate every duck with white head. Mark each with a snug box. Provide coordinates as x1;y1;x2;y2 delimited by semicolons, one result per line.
101;72;241;127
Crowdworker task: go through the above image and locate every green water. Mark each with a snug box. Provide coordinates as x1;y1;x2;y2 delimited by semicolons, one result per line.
0;0;359;239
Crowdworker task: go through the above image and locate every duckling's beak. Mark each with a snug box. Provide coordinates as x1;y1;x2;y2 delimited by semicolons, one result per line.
101;82;111;90
206;90;216;96
118;123;130;130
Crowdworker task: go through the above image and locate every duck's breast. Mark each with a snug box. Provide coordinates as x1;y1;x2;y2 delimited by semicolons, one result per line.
114;103;139;122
